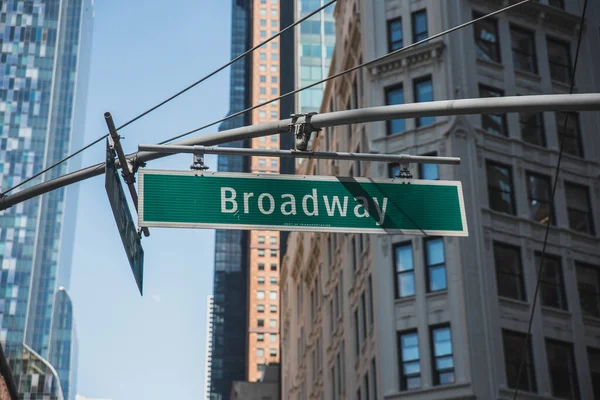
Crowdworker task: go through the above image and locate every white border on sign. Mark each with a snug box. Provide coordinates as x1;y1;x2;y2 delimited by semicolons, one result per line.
137;170;469;237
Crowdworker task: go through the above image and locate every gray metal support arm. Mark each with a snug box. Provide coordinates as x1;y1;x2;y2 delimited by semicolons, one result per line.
1;93;599;210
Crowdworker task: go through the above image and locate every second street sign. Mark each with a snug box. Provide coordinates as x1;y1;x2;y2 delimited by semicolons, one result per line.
138;170;468;236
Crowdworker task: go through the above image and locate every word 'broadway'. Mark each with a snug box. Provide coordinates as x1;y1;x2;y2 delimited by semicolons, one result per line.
137;171;468;235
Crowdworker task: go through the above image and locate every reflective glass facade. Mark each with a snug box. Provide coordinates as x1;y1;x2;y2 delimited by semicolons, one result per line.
0;0;93;399
209;0;251;399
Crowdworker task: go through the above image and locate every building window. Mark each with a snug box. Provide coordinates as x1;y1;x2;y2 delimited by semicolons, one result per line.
398;331;420;390
526;172;553;225
270;277;277;285
549;0;565;9
260;75;266;83
419;153;439;180
270;236;277;244
270;333;277;342
257;290;265;299
393;243;415;298
270;249;277;257
546;339;580;399
385;85;405;135
269;348;277;357
414;77;434;127
258;249;265;257
258;277;265;285
576;262;600;318
536;253;567;310
270;263;277;271
547;38;572;85
257;304;265;313
258;319;265;327
269;319;277;328
387;17;403;51
511;26;537;74
431;325;455;385
486;162;516;215
565;182;594;235
271;76;277;83
520;111;546;147
258;263;265;271
474;13;500;62
258;158;266;166
257;333;264;341
493;242;526;301
412;10;428;43
257;348;264;357
368;275;374;328
588;347;600;399
270;305;277;313
479;85;507;136
269;291;277;300
502;330;537;392
425;238;447;292
555;112;583;157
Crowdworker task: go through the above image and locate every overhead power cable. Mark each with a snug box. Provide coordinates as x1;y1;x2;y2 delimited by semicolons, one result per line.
0;0;337;197
512;1;588;399
161;0;534;144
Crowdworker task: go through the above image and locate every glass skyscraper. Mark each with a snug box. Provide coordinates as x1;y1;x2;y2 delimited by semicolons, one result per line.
208;1;251;399
0;0;94;398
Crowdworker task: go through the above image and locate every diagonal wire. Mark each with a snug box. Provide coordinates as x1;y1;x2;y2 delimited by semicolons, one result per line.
161;0;534;144
512;1;588;398
0;0;337;196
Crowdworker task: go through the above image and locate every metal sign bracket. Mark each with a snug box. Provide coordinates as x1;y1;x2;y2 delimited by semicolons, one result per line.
290;112;320;151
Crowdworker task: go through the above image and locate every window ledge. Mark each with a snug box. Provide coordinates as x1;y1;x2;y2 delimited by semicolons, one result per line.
476;57;504;71
515;68;542;84
551;79;573;92
426;290;448;300
498;386;558;400
395;296;416;306
384;382;471;399
582;314;600;328
540;306;571;319
498;296;530;310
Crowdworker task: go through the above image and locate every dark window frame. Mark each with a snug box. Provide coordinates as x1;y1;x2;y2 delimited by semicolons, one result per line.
385;84;405;135
555;111;584;158
387;17;403;52
430;324;455;386
397;330;421;391
424;237;447;293
535;252;567;311
510;25;538;74
525;171;554;225
479;85;508;136
546;339;581;399
411;9;428;43
502;329;537;392
576;262;600;318
392;242;415;299
413;75;434;127
519;110;546;147
473;12;501;62
547;36;572;85
486;161;517;215
565;181;595;235
493;242;527;301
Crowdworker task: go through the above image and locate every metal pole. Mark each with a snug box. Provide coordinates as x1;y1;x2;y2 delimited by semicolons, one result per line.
138;144;462;165
1;93;600;210
105;113;150;237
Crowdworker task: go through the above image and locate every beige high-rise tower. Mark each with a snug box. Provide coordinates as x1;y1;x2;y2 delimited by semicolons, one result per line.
247;0;282;383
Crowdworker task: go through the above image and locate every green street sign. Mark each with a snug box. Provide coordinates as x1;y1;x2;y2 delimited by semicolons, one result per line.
105;141;144;295
138;170;468;236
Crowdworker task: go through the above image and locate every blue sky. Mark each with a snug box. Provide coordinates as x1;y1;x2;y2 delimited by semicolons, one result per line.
70;0;231;398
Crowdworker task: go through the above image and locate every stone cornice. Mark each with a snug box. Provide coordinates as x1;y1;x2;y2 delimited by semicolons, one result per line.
368;41;445;77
